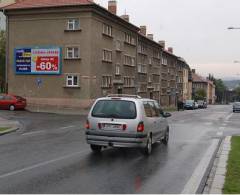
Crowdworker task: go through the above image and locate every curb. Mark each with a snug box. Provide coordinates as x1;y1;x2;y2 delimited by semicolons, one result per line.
208;136;231;194
181;139;221;194
0;127;19;136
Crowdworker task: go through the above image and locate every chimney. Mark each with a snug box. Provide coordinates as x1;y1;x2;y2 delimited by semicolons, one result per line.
147;34;154;40
168;47;173;53
192;69;196;74
108;0;117;15
159;40;165;49
121;15;129;22
139;26;147;36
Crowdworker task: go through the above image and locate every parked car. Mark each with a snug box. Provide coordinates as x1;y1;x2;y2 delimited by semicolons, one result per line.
197;100;207;109
184;100;196;110
233;102;240;113
0;94;27;111
85;94;171;155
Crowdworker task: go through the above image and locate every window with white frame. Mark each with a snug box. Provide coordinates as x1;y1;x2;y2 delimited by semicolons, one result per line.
124;33;136;45
115;64;120;75
102;23;112;37
138;64;147;73
102;76;112;88
67;19;80;30
66;75;79;87
66;47;80;59
124;77;135;87
116;40;121;51
102;49;112;62
124;55;135;66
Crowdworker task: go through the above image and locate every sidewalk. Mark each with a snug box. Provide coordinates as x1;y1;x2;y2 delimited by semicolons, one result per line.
0;116;20;136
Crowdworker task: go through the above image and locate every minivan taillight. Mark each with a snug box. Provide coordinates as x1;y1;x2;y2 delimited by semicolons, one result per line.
85;120;90;129
137;122;144;132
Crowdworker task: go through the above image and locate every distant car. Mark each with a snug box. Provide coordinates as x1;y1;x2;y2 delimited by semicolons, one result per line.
197;100;207;109
194;102;199;109
0;94;27;111
85;94;171;155
233;102;240;113
184;100;196;110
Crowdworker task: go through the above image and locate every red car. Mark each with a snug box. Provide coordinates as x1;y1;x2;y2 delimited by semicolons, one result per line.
0;94;27;111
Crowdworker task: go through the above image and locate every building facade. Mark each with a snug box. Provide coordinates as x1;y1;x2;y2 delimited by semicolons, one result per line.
192;70;216;104
2;0;191;110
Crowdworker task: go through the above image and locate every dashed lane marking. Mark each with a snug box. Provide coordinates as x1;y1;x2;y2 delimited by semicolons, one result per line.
225;113;233;121
22;130;45;136
60;125;76;130
0;150;88;179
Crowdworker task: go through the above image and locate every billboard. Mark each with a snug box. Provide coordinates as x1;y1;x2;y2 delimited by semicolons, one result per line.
15;47;61;75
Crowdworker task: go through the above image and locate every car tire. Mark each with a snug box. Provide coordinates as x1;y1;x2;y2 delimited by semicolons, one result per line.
9;105;15;111
90;145;102;153
163;128;169;145
142;135;152;155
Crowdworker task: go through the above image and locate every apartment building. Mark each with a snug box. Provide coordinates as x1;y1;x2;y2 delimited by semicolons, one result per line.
137;26;162;101
192;70;215;104
2;0;192;110
160;48;178;107
177;57;190;102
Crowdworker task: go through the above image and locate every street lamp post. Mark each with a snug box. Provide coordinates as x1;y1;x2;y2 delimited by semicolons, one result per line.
228;27;240;30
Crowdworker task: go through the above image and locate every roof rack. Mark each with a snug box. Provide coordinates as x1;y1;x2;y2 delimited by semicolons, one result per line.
107;94;142;99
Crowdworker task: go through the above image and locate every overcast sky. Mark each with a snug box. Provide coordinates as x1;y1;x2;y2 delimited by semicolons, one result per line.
95;0;240;80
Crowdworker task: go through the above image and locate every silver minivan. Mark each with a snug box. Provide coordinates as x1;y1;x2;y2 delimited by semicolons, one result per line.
85;95;171;155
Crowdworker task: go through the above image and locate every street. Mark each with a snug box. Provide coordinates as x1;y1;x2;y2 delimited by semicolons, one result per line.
0;105;239;193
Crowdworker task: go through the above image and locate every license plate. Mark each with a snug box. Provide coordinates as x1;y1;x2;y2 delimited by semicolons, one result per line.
103;124;121;129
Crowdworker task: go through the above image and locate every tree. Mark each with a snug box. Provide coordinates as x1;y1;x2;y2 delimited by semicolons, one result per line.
235;86;240;101
0;30;6;92
194;88;207;100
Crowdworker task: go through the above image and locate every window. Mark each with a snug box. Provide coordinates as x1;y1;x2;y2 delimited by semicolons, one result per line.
103;50;112;62
116;40;121;51
66;75;79;87
66;47;80;59
102;76;112;88
124;55;135;66
138;65;147;73
67;19;80;30
103;23;112;37
124;33;136;45
115;64;120;75
124;77;135;87
91;100;137;119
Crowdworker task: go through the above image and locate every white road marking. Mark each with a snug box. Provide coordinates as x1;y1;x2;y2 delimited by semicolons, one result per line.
222;123;227;126
225;113;233;121
204;122;213;126
181;139;219;194
216;131;223;136
219;127;225;130
0;150;88;179
60;125;75;130
22;130;45;136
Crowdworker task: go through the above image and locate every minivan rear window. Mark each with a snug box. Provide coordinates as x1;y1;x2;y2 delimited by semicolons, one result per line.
92;100;137;119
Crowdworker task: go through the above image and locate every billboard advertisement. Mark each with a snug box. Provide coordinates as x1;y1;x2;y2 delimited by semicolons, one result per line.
15;47;61;75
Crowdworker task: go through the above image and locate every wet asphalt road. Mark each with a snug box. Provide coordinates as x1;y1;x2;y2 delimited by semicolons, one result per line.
0;105;239;193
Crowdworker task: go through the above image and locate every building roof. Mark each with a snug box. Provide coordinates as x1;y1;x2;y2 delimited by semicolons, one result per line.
192;73;208;83
3;0;94;10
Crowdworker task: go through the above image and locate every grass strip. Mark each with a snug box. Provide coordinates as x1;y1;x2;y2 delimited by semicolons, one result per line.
223;136;240;194
0;127;9;132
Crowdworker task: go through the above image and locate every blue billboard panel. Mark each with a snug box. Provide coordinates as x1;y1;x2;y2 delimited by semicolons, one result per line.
14;47;61;75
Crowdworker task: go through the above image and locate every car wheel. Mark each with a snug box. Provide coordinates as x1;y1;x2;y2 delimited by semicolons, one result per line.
90;145;102;153
163;129;169;145
142;135;152;155
9;105;15;111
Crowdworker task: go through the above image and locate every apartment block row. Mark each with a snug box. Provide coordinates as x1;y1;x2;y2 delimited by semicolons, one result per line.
1;0;197;110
